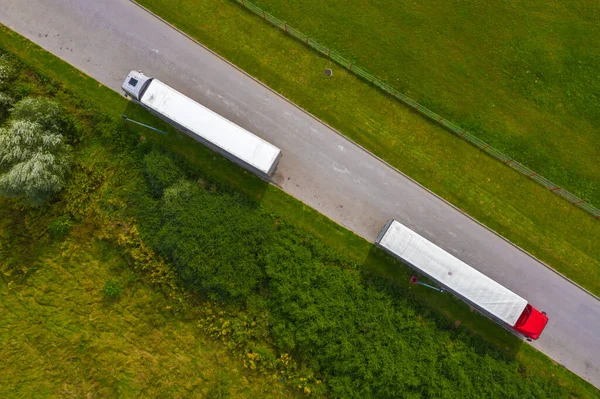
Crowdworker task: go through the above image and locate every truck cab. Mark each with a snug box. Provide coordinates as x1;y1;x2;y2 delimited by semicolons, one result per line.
513;304;548;340
122;70;153;101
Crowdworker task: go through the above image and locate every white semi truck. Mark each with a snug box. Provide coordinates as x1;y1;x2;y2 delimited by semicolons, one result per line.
121;70;282;180
376;220;549;340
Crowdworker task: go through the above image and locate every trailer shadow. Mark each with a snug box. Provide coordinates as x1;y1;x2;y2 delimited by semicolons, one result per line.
121;101;270;202
362;244;524;359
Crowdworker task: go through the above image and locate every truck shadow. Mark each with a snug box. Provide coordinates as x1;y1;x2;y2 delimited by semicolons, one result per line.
362;244;524;359
121;101;270;203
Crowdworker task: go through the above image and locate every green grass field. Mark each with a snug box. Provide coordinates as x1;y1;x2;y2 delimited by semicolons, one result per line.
0;26;598;398
133;0;600;301
251;0;600;204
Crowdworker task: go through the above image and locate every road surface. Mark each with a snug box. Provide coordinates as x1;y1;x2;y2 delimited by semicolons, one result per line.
1;0;598;389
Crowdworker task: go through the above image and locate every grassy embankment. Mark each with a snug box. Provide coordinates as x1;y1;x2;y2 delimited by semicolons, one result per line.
134;0;600;296
0;25;598;398
0;229;291;398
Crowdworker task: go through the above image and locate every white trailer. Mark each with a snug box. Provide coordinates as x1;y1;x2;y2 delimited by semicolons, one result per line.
375;220;548;339
121;71;282;179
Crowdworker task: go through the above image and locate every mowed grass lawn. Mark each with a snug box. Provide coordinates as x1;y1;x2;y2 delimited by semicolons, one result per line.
252;0;600;204
134;1;600;296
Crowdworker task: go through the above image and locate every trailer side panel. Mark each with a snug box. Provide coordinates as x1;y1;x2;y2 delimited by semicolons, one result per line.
375;220;527;326
129;75;281;179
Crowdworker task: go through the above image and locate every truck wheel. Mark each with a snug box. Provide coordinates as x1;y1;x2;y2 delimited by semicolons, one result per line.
542;311;547;315
526;337;532;342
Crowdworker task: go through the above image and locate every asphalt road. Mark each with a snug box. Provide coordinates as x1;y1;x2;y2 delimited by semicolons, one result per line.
1;0;599;389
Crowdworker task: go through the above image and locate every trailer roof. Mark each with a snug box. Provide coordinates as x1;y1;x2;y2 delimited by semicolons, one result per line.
140;79;281;175
376;220;527;326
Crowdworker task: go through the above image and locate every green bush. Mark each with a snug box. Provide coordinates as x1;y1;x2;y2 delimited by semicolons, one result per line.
134;171;571;398
143;151;184;197
0;119;71;206
102;279;122;298
10;97;62;132
47;214;72;239
153;180;272;300
0;92;13;121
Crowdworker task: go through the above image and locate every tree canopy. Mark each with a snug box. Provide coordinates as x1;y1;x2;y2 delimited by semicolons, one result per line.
0;98;70;206
10;97;62;132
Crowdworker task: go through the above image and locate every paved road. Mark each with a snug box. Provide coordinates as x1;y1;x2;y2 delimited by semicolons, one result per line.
2;0;599;389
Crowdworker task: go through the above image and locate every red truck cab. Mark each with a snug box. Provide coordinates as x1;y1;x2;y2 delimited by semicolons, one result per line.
513;304;549;340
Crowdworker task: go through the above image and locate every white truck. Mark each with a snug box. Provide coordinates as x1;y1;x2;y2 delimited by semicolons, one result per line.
375;220;548;340
121;70;282;180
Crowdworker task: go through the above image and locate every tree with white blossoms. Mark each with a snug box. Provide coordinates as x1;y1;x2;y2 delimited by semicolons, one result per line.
0;98;70;206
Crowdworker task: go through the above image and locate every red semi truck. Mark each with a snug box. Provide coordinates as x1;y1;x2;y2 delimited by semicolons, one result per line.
375;220;549;340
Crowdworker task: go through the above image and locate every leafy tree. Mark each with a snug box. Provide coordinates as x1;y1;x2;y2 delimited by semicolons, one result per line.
0;119;70;205
10;97;63;132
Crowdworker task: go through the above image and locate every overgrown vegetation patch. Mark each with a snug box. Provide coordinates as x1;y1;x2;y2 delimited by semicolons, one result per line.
131;149;584;398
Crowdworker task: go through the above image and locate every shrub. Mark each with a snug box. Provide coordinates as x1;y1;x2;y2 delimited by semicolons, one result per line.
143;151;184;197
152;180;272;300
102;279;122;298
10;97;62;132
0;119;71;206
0;54;15;88
47;214;72;239
0;92;13;121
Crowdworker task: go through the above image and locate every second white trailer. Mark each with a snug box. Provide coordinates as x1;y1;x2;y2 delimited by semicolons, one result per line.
375;219;528;326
